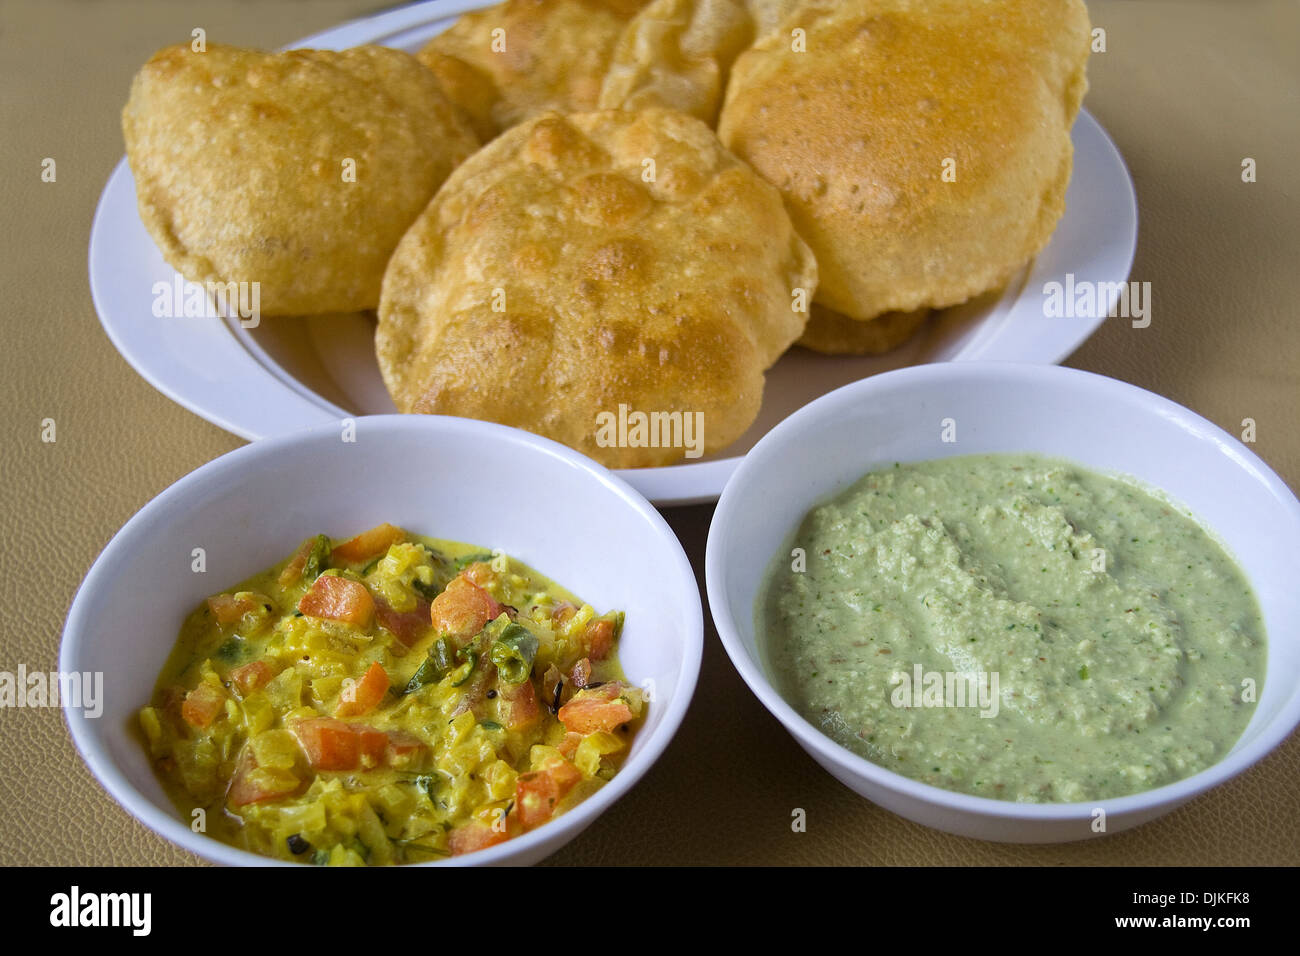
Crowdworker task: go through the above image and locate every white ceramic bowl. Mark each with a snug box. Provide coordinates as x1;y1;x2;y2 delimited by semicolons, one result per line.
706;362;1300;843
61;415;702;865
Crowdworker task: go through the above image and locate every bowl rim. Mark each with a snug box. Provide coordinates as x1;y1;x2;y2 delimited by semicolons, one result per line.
60;413;703;865
706;360;1300;824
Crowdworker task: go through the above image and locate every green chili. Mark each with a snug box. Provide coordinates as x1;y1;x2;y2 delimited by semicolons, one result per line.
302;534;332;581
491;623;539;684
403;637;458;694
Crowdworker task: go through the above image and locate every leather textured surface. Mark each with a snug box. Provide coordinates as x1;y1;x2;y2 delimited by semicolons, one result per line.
2;0;1296;866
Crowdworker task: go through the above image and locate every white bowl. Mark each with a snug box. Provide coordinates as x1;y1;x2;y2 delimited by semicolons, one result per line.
706;362;1300;843
61;415;702;865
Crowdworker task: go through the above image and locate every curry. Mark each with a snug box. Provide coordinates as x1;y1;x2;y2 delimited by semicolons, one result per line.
138;524;643;864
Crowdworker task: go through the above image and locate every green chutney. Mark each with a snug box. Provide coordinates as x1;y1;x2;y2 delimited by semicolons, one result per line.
759;454;1265;803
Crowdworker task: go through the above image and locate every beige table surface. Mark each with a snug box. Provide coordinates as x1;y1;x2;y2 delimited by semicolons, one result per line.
2;0;1297;866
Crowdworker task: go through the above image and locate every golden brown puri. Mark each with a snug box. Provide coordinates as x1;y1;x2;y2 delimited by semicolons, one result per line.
597;0;757;125
377;109;817;469
718;0;1091;321
122;43;478;317
743;0;805;37
417;0;650;140
797;305;929;355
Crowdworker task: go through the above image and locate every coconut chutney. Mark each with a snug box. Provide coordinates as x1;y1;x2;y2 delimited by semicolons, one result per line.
759;454;1265;803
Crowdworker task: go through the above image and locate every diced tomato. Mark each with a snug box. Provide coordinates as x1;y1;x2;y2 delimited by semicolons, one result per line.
228;747;303;807
357;726;389;768
497;678;540;730
374;596;430;646
557;732;583;760
430;573;502;642
462;562;495;587
292;717;359;771
385;730;429;768
448;821;509;856
558;684;633;735
229;660;275;695
581;617;616;660
331;523;405;566
181;682;226;729
291;717;394;771
570;657;592;688
277;537;315;587
515;757;582;830
298;574;375;629
207;592;263;626
336;661;389;718
538;753;583;788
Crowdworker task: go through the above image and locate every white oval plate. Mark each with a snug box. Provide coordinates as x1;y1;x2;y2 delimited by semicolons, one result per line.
87;0;1138;506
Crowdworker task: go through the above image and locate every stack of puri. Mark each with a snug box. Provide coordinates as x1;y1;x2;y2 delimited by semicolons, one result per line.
120;0;1091;468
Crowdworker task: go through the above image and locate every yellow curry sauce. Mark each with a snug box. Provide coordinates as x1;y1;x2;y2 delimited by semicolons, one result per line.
138;524;644;865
